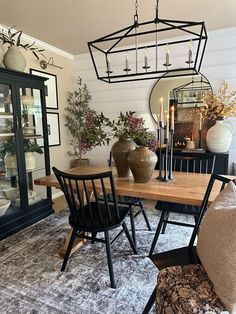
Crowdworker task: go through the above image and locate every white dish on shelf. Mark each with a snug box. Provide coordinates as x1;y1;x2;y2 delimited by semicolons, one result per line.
0;199;11;217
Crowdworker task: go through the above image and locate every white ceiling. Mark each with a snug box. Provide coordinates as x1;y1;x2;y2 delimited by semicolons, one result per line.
0;0;236;55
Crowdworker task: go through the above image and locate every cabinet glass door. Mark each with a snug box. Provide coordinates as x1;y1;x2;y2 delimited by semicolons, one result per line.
20;87;48;206
0;83;19;218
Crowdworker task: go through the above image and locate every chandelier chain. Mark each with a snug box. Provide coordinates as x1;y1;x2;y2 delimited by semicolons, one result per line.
156;0;160;20
134;0;139;23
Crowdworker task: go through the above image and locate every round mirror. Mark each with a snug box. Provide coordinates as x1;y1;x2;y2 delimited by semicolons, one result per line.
149;73;212;149
149;73;212;123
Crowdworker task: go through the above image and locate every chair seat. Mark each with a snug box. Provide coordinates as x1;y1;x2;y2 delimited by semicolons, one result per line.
150;246;199;270
156;264;225;314
69;202;130;232
155;201;199;215
98;193;141;206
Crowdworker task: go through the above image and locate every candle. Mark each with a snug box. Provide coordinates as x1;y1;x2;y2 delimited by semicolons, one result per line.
171;106;175;130
165;44;170;65
125;53;129;69
144;48;148;67
160;97;164;124
107;55;111;72
157;113;160;130
199;112;202;131
188;40;193;63
165;113;169;140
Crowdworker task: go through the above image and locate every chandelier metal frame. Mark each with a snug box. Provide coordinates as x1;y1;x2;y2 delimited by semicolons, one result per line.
88;0;208;83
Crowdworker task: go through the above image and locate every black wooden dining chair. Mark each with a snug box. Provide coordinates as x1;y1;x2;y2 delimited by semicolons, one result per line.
101;152;152;247
149;154;216;255
142;173;233;313
52;167;137;289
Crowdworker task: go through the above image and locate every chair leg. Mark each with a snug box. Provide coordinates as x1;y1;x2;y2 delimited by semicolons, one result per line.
104;231;116;289
91;232;97;244
130;206;137;248
142;287;156;314
122;221;138;254
61;228;77;271
139;201;152;231
161;211;169;234
149;210;167;256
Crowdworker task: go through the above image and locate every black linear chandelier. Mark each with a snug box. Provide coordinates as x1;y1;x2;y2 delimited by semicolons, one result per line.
173;74;212;106
87;0;208;83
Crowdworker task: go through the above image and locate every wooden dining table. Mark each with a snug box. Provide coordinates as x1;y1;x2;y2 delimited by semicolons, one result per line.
34;166;224;256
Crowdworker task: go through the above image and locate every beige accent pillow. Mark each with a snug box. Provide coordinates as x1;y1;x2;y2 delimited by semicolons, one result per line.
197;181;236;314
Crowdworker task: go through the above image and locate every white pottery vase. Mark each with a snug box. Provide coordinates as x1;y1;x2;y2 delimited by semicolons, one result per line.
206;120;233;153
25;152;36;171
4;153;17;177
4;152;36;173
3;46;26;72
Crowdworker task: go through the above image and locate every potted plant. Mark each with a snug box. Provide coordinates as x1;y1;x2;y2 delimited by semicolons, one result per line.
65;77;111;167
108;111;158;180
0;139;43;175
0;25;45;71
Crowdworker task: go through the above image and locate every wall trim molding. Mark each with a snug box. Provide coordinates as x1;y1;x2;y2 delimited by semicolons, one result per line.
22;33;74;60
1;25;74;60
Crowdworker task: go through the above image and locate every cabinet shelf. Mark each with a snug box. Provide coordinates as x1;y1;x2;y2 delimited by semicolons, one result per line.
0;112;13;117
0;133;15;140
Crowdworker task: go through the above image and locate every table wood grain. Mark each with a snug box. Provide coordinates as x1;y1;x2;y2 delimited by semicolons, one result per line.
34;166;224;206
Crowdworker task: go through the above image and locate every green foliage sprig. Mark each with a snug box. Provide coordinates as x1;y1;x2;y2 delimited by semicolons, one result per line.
65;77;111;160
0;25;45;60
0;139;43;156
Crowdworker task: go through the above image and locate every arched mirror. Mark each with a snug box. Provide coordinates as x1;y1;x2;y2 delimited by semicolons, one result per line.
149;73;212;149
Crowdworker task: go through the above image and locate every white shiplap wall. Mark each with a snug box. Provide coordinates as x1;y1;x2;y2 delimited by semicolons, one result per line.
74;27;236;172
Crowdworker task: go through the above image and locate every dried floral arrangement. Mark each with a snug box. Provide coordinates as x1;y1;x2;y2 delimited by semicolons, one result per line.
201;81;236;121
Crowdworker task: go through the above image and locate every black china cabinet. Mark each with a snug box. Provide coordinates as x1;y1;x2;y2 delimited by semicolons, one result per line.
0;68;53;239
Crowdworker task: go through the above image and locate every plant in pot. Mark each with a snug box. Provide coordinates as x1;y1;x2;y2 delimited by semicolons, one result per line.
201;81;236;153
0;25;45;71
108;111;158;180
0;139;43;176
65;77;111;167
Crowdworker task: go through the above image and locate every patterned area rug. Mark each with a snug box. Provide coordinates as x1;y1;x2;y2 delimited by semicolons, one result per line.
0;203;193;314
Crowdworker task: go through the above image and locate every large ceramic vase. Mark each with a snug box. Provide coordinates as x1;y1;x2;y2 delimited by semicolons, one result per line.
127;146;157;183
206;120;233;153
111;137;136;177
3;46;26;72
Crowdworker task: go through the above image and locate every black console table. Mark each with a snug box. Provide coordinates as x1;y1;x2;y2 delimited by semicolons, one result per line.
155;150;229;175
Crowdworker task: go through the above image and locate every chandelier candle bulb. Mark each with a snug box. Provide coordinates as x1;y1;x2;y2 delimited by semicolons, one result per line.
165;44;170;65
188;40;193;63
107;55;111;72
125;53;129;69
144;48;148;67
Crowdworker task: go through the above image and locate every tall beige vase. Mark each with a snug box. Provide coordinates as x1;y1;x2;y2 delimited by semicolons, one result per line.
3;46;26;72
